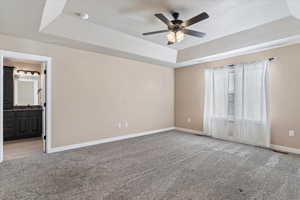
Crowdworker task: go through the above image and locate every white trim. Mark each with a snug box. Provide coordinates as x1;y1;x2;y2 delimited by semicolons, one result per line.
41;62;47;153
0;50;52;162
175;127;300;155
176;34;300;68
175;127;204;135
271;144;300;155
14;77;39;106
0;50;51;62
0;55;3;162
45;59;52;154
48;127;175;153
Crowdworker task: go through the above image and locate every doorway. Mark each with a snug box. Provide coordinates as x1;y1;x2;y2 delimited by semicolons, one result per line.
0;50;52;162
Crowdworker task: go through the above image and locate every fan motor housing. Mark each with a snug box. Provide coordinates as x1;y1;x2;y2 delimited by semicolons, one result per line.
172;12;180;19
171;19;183;25
171;12;183;26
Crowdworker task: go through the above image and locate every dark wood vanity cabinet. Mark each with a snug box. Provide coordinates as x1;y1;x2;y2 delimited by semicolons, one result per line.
3;66;43;141
4;109;43;141
15;109;43;139
3;66;14;109
3;111;15;140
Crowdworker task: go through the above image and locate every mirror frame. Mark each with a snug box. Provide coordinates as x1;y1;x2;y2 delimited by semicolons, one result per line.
14;75;39;106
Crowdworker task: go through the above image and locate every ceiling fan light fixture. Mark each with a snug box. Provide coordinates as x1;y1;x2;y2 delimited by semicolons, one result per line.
176;31;185;42
167;31;184;43
167;31;175;43
143;11;209;45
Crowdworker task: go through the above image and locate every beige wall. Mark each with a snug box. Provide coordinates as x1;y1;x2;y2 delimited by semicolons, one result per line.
0;34;174;148
175;44;300;149
4;32;299;150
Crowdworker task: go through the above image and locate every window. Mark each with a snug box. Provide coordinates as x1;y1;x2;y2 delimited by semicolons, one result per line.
227;70;235;121
203;60;270;147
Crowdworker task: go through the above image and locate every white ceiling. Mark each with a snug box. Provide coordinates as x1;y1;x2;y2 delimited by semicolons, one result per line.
64;0;290;49
1;0;300;67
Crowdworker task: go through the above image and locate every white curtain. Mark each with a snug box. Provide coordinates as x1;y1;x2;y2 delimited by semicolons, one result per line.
203;60;270;147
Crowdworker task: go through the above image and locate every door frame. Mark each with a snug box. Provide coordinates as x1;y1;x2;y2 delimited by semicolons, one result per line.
0;50;52;162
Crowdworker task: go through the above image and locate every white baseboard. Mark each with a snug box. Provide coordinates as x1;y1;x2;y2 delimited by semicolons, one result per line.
176;127;300;155
47;127;300;156
175;127;204;135
48;127;175;153
271;144;300;155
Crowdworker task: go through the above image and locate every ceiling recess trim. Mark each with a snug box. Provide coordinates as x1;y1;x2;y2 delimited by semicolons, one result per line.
39;0;68;31
176;34;300;67
36;0;300;68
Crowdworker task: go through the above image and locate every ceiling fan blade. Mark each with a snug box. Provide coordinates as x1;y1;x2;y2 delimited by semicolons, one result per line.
183;29;206;38
183;12;209;27
142;30;169;36
154;13;172;27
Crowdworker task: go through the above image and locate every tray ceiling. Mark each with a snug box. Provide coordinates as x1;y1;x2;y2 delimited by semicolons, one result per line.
1;0;300;67
64;0;290;50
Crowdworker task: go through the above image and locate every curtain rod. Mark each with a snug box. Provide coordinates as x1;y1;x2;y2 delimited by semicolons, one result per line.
228;57;275;67
269;57;275;61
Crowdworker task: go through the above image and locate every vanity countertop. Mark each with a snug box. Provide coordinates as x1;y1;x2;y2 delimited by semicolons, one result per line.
4;106;43;112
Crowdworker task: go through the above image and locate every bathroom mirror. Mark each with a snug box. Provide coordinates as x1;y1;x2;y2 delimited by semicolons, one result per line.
14;75;39;106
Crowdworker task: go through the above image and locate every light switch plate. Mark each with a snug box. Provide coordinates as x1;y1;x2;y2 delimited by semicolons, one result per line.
187;118;191;123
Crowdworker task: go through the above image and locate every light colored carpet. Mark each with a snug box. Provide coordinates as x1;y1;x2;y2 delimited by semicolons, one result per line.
1;130;300;200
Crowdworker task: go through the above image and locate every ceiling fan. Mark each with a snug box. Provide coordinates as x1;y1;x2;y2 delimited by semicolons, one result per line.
142;11;209;45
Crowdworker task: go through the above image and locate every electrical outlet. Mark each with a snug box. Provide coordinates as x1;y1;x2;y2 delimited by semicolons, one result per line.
288;130;295;137
228;131;234;136
187;118;191;123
